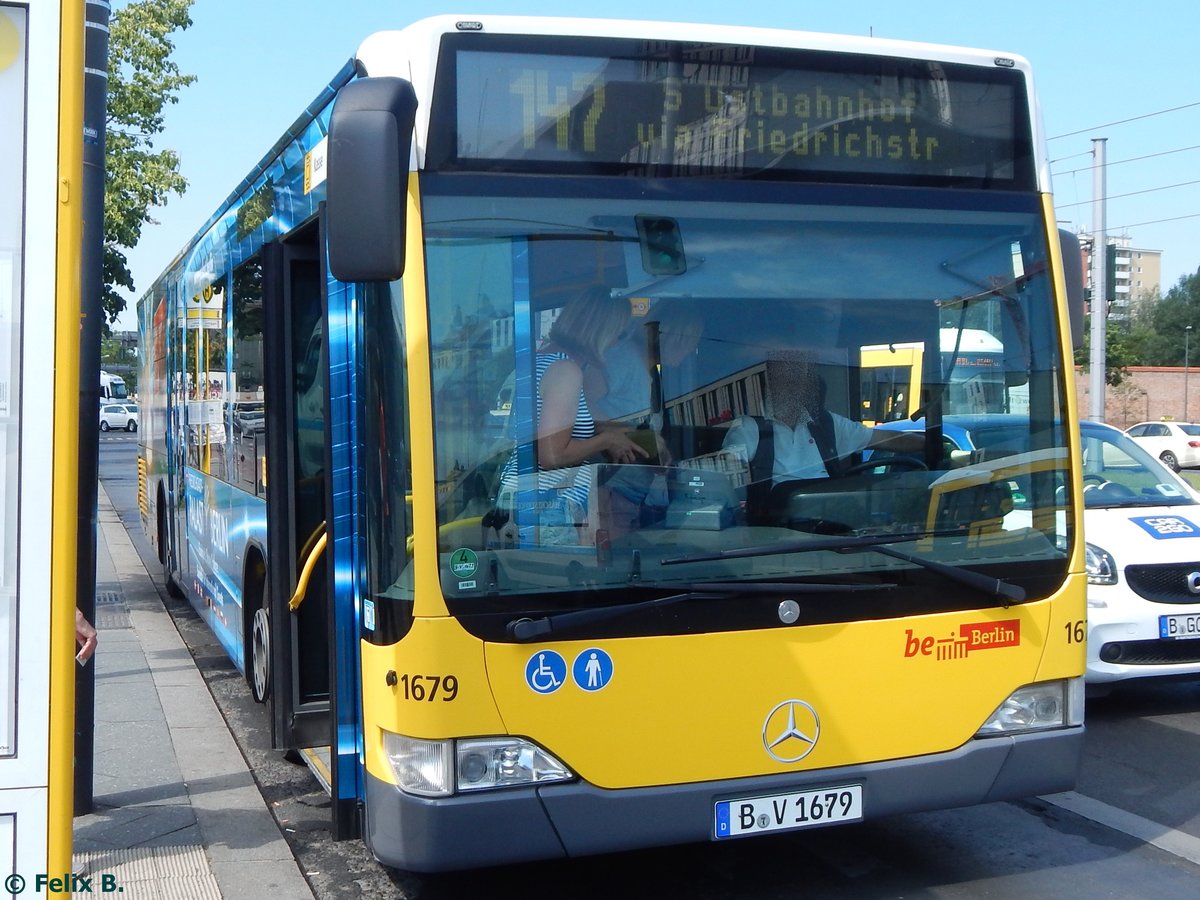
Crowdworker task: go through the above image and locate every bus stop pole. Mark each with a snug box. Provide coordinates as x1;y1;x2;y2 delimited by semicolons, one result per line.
74;0;110;815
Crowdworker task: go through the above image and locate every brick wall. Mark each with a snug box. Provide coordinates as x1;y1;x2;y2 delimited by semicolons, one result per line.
1076;367;1200;428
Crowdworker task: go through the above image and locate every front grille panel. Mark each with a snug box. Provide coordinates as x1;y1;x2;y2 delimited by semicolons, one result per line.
1124;562;1200;604
1099;639;1200;666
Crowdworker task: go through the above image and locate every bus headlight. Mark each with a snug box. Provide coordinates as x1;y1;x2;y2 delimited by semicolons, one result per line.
975;678;1084;736
456;738;571;792
382;732;573;796
382;733;453;797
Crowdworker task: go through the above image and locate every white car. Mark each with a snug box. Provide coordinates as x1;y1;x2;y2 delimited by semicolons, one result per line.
100;402;137;432
1081;421;1200;692
1124;420;1200;471
873;416;1200;692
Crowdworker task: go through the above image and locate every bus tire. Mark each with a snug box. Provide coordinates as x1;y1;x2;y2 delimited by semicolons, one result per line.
157;493;184;599
250;593;271;704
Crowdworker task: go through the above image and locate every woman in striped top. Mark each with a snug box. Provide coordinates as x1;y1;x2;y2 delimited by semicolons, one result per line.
500;286;650;543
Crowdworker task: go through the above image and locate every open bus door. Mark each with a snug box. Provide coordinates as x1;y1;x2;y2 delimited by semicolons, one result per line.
261;219;360;838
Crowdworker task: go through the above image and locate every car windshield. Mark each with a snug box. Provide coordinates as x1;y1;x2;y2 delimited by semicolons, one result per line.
1080;423;1196;509
368;175;1074;637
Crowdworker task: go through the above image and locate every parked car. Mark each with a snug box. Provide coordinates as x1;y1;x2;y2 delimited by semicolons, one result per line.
232;402;265;436
871;415;1200;692
1124;421;1200;471
99;403;137;432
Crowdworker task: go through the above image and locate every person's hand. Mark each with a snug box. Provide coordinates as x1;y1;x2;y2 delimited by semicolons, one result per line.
75;607;98;664
604;431;651;465
653;432;673;466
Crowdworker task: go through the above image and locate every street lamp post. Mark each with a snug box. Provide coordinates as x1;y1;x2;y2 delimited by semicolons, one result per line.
1186;325;1194;422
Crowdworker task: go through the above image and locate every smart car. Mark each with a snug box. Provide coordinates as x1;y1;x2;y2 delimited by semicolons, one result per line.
871;416;1200;692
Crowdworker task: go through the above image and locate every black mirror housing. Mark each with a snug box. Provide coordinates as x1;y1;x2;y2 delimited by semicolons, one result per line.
326;77;418;282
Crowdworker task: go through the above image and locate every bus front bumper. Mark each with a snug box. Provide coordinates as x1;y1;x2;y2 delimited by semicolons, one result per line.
363;726;1083;873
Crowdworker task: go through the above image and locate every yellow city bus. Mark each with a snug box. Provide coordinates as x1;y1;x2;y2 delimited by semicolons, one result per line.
138;15;1087;872
860;328;1027;425
1;0;84;881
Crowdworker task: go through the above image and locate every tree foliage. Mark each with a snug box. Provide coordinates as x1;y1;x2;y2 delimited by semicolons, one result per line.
1074;272;1200;383
1143;271;1200;365
103;0;195;326
1074;316;1151;386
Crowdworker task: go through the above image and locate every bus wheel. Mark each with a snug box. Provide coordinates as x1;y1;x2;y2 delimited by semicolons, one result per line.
250;599;271;704
157;498;184;598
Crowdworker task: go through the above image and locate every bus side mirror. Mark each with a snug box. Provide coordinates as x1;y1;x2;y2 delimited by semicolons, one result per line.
1058;229;1085;350
327;77;418;282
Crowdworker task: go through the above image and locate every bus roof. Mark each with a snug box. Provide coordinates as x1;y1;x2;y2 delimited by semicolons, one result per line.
356;15;1034;75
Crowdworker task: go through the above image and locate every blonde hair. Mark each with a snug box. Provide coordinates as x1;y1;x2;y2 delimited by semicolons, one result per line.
547;285;630;372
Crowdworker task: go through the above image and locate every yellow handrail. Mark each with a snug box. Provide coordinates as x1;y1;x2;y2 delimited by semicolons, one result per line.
289;526;327;612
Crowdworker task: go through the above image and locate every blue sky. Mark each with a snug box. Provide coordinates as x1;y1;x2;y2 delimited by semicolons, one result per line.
112;0;1200;330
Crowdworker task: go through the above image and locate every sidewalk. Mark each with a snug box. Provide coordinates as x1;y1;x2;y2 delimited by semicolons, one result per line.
71;483;314;900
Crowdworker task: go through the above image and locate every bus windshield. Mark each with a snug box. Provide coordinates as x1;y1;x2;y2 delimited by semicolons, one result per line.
413;175;1069;632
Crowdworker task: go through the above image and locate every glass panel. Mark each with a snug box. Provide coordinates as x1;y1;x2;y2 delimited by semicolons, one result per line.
0;3;26;755
185;273;229;476
1079;423;1196;509
420;175;1069;627
231;258;266;496
362;282;415;627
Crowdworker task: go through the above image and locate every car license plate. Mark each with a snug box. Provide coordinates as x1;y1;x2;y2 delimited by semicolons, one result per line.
1160;612;1200;640
714;785;863;839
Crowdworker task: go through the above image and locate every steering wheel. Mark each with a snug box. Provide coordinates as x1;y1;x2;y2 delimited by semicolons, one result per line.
840;455;930;477
1094;480;1137;498
1082;473;1108;487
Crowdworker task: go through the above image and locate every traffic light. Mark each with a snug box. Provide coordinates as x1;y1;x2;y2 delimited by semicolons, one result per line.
636;215;687;276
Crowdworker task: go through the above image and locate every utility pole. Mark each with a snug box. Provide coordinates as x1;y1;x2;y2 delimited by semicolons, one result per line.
75;0;110;814
1089;138;1107;421
1186;325;1193;422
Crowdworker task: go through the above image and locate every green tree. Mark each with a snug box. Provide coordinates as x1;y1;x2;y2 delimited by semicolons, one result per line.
103;0;195;327
1074;316;1153;386
1144;271;1200;366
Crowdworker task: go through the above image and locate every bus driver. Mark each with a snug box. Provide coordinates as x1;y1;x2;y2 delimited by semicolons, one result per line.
721;350;925;496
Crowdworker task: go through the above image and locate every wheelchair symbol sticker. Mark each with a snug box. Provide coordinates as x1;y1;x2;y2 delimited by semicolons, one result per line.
525;650;567;694
572;648;614;691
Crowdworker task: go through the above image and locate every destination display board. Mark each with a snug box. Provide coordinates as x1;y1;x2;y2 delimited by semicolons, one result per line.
429;34;1034;187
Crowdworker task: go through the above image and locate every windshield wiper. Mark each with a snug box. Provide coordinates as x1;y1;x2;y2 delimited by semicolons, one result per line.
661;530;1026;604
506;580;893;643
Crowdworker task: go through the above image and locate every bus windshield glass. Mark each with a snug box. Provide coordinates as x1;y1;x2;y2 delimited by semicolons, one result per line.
415;175;1071;631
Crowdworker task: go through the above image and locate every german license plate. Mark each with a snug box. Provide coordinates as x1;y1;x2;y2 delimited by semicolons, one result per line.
1160;613;1200;640
714;785;863;839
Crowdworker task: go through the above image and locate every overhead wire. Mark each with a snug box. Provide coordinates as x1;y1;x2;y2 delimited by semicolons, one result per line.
1054;180;1200;210
1047;100;1200;140
1048;102;1200;255
1051;144;1200;177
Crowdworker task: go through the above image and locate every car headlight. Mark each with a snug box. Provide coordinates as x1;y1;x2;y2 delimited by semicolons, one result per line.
382;731;573;797
1085;542;1118;585
976;678;1085;736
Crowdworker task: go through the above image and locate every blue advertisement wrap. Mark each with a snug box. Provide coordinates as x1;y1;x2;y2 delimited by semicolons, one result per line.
183;468;267;671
